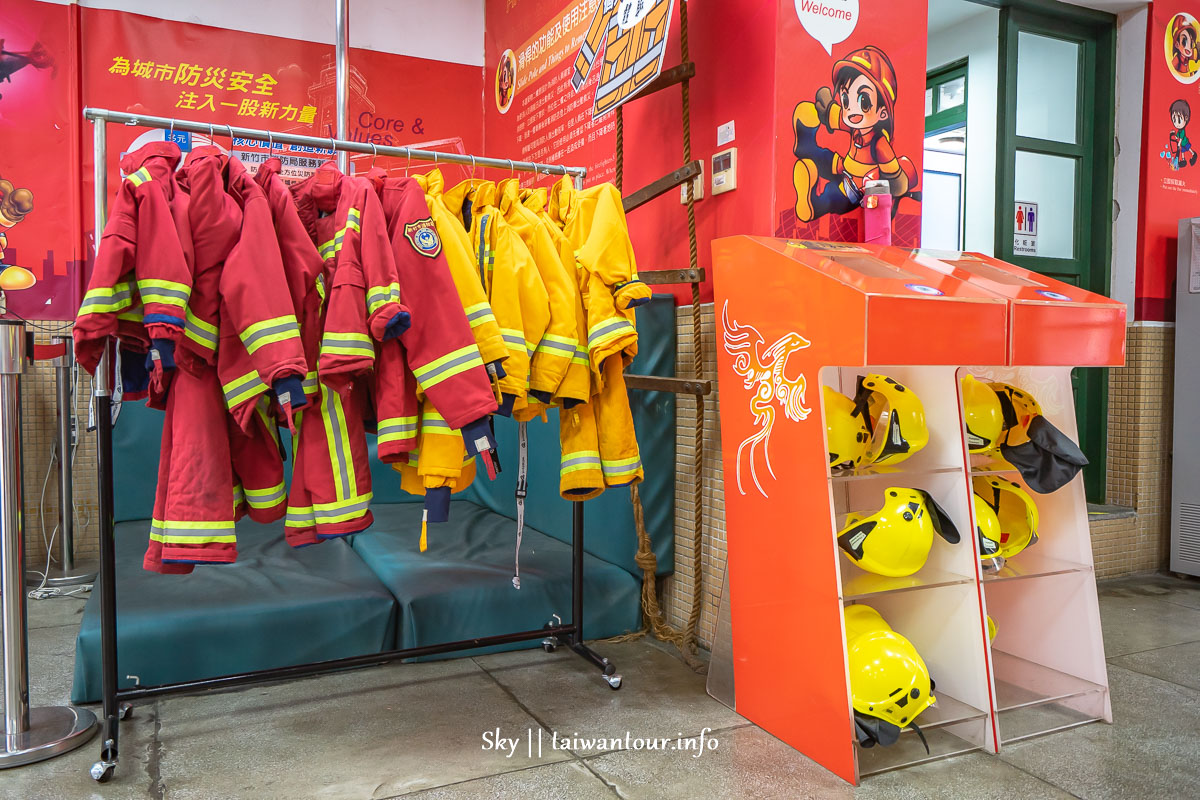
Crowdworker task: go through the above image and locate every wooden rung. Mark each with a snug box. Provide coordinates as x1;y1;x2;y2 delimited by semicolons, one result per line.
628;63;696;102
623;160;702;213
625;375;711;395
640;268;705;285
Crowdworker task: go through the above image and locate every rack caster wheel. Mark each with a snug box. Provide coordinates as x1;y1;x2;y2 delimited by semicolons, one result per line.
90;761;115;783
541;636;559;653
603;673;623;690
119;703;134;720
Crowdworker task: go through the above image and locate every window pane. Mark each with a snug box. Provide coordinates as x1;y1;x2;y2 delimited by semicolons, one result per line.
938;76;965;111
1015;32;1079;143
1014;150;1076;259
925;87;934;117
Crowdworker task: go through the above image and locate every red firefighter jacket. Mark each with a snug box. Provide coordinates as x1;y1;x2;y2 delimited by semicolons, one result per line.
176;147;307;430
252;158;325;407
373;175;497;429
290;163;408;383
74;142;193;374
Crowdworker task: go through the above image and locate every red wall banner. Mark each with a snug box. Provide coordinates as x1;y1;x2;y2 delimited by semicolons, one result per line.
484;0;620;186
773;0;926;247
0;0;80;321
1137;4;1200;321
2;1;485;319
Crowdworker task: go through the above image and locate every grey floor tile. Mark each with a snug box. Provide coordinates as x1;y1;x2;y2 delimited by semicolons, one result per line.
585;725;854;800
161;655;481;722
24;593;90;630
1098;592;1200;657
999;664;1200;800
471;643;565;672
1100;573;1200;611
156;671;570;800
481;642;744;756
1109;640;1200;691
0;703;155;800
855;752;1075;800
390;760;612;800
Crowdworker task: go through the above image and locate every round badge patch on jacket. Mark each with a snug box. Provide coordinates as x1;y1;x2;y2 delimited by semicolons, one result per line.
404;218;442;258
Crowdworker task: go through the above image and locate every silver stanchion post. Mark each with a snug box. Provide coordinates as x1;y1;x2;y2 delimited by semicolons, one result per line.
28;337;97;586
0;319;97;768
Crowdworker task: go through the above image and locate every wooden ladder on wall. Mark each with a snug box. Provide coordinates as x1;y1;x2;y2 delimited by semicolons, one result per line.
611;0;711;672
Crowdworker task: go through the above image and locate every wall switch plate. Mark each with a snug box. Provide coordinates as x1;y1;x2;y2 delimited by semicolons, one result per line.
717;120;735;146
681;159;704;203
712;147;737;195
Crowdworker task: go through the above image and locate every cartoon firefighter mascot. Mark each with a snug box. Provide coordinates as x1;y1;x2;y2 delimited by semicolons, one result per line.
792;45;919;223
1170;14;1199;78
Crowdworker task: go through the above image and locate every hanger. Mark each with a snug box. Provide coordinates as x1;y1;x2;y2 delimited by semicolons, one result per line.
370;142;379;172
404;148;412;177
469;154;476;180
225;123;235;154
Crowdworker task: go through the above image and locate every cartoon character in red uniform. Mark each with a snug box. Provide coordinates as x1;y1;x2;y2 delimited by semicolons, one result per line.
791;45;918;223
1170;15;1199;78
0;174;37;291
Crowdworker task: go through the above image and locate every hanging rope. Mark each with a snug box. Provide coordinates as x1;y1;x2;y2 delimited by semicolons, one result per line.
615;106;624;192
608;0;707;674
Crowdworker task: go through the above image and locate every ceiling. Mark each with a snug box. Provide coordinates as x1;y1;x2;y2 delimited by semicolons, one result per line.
929;0;1147;36
928;0;993;36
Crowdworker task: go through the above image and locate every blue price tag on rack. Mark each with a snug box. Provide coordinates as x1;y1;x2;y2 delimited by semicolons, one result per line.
165;130;191;150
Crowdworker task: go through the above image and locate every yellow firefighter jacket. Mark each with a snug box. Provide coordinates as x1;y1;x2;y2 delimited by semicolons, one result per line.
444;178;550;417
498;178;587;407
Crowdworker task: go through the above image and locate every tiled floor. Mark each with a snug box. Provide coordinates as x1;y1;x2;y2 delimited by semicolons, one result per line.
3;572;1199;799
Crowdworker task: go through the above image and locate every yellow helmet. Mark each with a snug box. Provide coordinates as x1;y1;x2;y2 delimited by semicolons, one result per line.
845;604;936;745
854;374;928;466
961;374;1003;454
972;491;1005;572
973;476;1040;561
987;615;998;643
988;382;1043;447
837;487;960;577
822;385;870;468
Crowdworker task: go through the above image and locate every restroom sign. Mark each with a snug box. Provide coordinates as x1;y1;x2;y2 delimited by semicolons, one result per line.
1013;201;1038;255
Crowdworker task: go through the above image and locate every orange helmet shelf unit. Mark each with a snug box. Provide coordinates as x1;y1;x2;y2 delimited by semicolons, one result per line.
710;237;1125;784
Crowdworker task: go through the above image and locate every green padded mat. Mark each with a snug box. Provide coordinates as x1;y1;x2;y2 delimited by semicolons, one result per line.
350;502;641;656
72;520;397;703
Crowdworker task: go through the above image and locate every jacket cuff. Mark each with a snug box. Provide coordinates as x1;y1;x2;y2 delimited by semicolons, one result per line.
368;302;410;341
614;280;652;309
461;417;496;457
145;322;184;344
272;374;308;411
146;338;177;371
424;487;451;523
383;310;412;341
497;393;517;417
529;389;552;405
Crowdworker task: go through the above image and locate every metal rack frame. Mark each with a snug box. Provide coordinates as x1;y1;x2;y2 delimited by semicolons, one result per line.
84;107;615;784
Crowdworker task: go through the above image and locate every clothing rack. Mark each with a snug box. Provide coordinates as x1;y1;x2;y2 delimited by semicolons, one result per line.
83;107;614;784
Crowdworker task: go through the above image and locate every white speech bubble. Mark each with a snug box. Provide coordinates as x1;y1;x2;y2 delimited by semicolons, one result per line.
795;0;859;56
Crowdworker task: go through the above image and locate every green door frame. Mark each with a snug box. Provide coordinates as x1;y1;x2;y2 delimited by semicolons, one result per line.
927;60;969;134
995;0;1116;503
